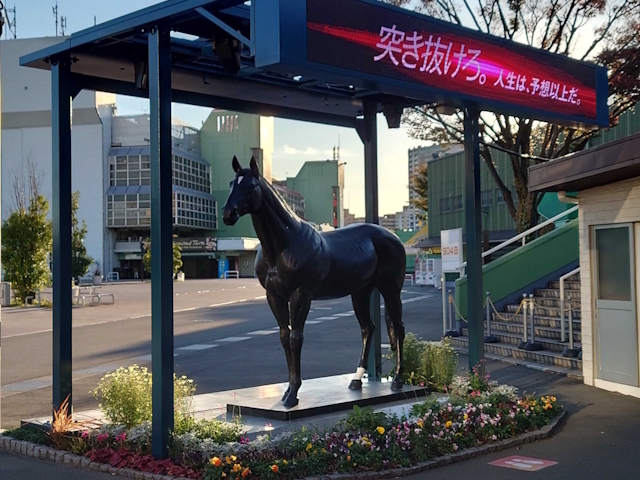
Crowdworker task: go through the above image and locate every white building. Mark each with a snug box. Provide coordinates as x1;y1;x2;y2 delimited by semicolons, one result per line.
1;37;115;274
1;38;217;280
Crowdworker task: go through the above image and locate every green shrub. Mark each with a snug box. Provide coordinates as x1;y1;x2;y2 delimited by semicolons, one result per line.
4;426;50;445
92;365;196;428
173;417;243;442
388;333;458;390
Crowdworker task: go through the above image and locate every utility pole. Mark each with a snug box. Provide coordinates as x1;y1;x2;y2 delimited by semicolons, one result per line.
1;2;16;39
60;16;66;36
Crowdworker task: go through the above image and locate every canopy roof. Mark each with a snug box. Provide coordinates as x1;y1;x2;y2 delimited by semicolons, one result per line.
21;0;608;129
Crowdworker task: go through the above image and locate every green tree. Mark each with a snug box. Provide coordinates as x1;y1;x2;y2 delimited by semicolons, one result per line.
402;0;640;232
71;191;93;280
410;164;428;220
143;236;183;276
2;162;52;303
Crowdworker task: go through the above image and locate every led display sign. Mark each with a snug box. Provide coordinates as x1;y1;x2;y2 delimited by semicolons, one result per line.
305;0;607;126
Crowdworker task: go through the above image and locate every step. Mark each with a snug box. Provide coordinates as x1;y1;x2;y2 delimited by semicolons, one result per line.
548;280;581;291
532;297;581;309
505;302;582;319
462;328;580;353
450;337;582;371
534;288;581;299
485;320;581;343
492;312;581;330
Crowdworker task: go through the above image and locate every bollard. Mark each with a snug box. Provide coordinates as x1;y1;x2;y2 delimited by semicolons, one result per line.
560;281;566;343
562;295;581;358
442;276;447;336
525;294;543;351
517;294;528;349
444;291;459;337
484;291;498;343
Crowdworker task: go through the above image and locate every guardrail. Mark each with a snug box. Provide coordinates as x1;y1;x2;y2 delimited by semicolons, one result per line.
404;274;414;286
458;205;578;273
224;270;240;279
106;272;120;282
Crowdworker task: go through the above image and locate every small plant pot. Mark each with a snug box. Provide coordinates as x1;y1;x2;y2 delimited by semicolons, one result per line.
444;330;459;338
93;276;102;286
525;342;543;352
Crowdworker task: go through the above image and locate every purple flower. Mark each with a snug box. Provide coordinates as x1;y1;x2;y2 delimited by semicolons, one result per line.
115;433;126;443
97;433;109;443
81;431;89;439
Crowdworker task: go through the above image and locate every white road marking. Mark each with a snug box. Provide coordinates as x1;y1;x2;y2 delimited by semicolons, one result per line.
316;316;339;320
217;336;251;342
305;320;322;325
247;330;278;335
315;307;332;310
176;344;218;351
334;313;353;317
382;343;392;349
255;295;267;300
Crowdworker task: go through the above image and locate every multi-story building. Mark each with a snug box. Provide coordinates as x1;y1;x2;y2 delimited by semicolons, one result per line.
273;180;305;218
286;160;345;228
395;205;419;231
105;115;217;279
408;143;463;204
1;37;114;275
380;214;397;230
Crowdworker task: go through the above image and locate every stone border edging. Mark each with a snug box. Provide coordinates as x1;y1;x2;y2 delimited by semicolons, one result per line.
0;411;567;480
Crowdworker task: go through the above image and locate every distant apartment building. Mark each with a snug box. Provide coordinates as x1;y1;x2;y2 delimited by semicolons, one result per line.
396;205;419;231
273;180;305;218
380;214;397;230
408;143;463;204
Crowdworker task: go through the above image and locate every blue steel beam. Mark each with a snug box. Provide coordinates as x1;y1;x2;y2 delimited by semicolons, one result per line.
195;7;252;48
51;55;73;413
149;27;175;459
69;73;360;129
463;105;485;371
361;100;382;380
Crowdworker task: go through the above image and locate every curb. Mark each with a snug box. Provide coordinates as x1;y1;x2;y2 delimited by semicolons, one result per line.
0;411;567;480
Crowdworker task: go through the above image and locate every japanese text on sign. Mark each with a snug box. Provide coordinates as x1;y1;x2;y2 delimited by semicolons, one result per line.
373;24;582;106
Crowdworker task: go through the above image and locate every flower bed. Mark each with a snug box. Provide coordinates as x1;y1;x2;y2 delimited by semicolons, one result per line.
4;364;562;480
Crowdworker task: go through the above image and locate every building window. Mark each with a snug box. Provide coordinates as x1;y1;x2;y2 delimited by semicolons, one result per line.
452;195;463;211
495;188;505;204
440;198;450;213
481;190;492;207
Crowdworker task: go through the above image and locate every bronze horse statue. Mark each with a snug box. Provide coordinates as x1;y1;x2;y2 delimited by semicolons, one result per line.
222;156;406;408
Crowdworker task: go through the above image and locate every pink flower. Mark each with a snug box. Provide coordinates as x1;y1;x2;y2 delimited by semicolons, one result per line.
491;435;497;441
81;431;89;439
115;433;126;443
240;437;250;444
97;433;109;443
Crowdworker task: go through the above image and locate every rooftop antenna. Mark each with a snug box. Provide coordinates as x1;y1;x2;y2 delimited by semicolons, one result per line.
60;16;66;36
94;16;97;26
52;2;59;36
3;3;16;39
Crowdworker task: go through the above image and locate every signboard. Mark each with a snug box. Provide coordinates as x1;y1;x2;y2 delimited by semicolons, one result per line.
174;237;217;253
218;259;229;279
441;228;463;272
299;0;607;126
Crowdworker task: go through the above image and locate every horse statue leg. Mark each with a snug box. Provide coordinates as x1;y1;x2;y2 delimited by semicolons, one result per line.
348;288;375;390
267;292;293;402
283;288;312;409
381;287;405;390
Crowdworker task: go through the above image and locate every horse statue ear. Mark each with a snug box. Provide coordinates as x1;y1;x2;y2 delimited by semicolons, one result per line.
250;156;260;177
232;156;242;173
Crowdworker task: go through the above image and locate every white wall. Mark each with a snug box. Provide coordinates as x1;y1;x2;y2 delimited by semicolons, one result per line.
1;38;116;274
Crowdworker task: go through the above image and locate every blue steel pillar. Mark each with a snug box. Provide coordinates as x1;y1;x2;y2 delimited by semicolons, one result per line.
149;27;174;459
361;100;382;380
463;105;485;371
51;54;73;413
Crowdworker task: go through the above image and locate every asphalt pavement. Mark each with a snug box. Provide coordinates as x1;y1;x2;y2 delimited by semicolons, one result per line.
1;279;442;427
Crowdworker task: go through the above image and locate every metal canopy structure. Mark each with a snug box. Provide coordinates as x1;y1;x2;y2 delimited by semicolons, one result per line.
21;0;608;459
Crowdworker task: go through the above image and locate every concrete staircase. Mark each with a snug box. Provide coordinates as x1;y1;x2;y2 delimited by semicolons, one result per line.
451;274;583;377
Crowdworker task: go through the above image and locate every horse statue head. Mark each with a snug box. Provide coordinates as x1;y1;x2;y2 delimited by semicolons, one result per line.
222;156;262;225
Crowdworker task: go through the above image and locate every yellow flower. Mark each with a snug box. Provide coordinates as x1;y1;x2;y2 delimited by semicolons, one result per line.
361;436;369;443
306;443;312;452
221;473;226;478
230;455;237;462
463;414;468;421
322;448;327;453
376;426;385;435
283;460;288;465
551;396;557;402
233;464;242;473
417;420;424;428
210;457;222;467
347;441;353;448
226;456;233;465
445;421;452;429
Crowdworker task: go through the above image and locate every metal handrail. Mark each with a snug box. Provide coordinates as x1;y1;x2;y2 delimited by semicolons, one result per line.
457;205;578;270
560;266;581;344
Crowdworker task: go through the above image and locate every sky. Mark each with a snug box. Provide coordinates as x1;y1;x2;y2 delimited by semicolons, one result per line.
5;0;430;217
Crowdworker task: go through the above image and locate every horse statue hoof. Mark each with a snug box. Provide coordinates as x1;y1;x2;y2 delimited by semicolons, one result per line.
348;379;363;390
282;393;299;409
281;387;291;402
390;380;404;391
